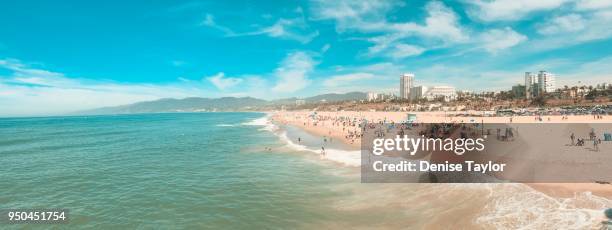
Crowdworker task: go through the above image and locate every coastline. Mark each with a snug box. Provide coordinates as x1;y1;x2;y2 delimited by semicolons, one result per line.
268;110;612;199
258;113;361;167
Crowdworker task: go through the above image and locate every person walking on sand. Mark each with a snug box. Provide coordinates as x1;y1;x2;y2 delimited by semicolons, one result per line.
571;133;575;146
594;138;599;152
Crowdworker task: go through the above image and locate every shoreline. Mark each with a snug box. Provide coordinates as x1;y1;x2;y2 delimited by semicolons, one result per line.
268;111;612;199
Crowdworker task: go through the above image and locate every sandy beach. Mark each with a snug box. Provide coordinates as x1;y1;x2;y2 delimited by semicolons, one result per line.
270;110;612;199
271;110;611;147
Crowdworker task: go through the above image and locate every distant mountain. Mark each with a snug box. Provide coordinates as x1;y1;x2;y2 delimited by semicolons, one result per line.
303;92;367;102
79;97;268;114
272;92;367;104
78;92;367;115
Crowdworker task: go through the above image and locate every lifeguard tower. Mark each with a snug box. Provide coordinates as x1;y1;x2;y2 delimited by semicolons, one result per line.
406;113;417;123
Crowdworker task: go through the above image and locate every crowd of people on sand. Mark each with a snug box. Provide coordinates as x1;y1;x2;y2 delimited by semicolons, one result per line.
273;112;610;156
570;129;606;152
593;114;605;120
281;113;368;145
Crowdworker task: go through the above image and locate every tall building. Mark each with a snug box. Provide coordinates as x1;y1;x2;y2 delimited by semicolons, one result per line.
524;72;537;99
537;71;555;94
399;73;414;100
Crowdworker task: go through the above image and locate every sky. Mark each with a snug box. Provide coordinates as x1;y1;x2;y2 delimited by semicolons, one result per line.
1;0;611;116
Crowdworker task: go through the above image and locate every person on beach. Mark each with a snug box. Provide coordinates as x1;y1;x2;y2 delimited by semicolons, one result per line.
496;128;501;140
298;137;301;143
571;133;575;146
594;138;599;152
320;147;325;156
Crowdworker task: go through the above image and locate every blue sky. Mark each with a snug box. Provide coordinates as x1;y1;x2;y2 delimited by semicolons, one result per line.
1;0;611;116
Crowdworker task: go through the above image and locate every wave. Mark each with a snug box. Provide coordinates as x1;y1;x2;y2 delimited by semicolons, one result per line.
474;183;611;229
242;115;278;132
242;116;270;126
243;115;359;165
216;124;237;127
241;114;361;166
276;129;361;167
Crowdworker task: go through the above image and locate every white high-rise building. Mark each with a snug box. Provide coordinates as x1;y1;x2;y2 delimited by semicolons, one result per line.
524;72;537;99
400;73;414;100
537;71;555;94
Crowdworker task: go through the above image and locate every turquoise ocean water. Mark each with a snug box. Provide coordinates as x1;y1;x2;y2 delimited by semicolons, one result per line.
0;113;363;229
2;112;610;229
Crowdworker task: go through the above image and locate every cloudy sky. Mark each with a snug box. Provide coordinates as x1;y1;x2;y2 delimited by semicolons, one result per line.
1;0;611;116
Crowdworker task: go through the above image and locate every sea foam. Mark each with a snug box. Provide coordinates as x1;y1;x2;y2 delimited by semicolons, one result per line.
243;115;360;167
474;183;611;229
277;129;361;167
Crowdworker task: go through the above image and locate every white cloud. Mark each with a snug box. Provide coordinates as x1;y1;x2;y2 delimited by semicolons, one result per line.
534;56;612;87
272;52;315;93
581;9;612;40
202;13;318;43
309;62;408;94
529;9;612;50
323;73;374;87
0;59;207;116
538;14;586;34
206;72;243;90
388;44;426;59
321;43;331;53
574;0;612;11
309;0;399;31
326;1;468;58
319;1;467;42
255;18;319;43
200;14;235;35
465;0;570;22
394;1;468;43
0;59;64;78
480;27;527;53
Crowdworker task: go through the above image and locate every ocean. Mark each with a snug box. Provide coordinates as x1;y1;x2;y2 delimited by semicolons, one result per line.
1;113;610;229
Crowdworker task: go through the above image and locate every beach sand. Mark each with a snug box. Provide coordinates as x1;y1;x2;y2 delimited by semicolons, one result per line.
271;110;611;147
270;110;612;199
